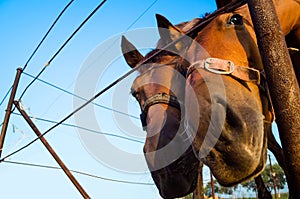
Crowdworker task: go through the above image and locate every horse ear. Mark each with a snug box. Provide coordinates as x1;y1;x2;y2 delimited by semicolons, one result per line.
156;14;185;52
121;36;144;68
215;0;236;9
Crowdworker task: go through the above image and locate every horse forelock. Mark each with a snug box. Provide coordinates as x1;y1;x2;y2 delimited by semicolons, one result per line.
144;49;168;61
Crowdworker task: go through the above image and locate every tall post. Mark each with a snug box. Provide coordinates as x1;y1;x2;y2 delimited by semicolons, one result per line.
14;101;90;199
193;162;204;199
210;171;215;199
247;0;300;198
0;68;23;158
269;155;278;199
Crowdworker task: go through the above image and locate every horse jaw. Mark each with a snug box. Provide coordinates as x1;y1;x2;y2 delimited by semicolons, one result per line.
203;119;268;186
185;71;268;186
205;125;267;186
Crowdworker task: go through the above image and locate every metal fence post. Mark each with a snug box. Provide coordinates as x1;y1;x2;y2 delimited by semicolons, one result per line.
247;0;300;198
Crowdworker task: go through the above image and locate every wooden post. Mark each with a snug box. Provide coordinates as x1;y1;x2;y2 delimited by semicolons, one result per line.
247;0;300;198
269;155;278;199
0;68;22;158
193;162;204;199
254;175;272;199
13;100;90;199
210;171;215;199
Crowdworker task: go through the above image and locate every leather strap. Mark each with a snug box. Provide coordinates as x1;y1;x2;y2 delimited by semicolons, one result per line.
187;58;261;85
140;93;181;129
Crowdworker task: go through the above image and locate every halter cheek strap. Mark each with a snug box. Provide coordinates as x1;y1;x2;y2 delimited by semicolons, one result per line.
187;58;261;84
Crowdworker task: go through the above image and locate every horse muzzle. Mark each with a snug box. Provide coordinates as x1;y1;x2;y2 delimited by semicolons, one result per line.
148;147;199;199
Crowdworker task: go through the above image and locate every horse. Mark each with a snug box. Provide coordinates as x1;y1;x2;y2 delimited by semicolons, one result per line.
121;0;300;198
121;33;200;198
177;0;299;196
188;0;299;196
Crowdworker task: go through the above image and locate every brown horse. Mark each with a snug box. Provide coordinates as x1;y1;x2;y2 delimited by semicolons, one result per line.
180;0;299;195
121;1;300;198
191;0;299;193
210;2;300;198
121;32;199;198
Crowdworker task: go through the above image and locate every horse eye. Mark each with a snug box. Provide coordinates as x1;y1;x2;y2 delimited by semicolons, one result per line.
228;14;243;25
131;90;140;99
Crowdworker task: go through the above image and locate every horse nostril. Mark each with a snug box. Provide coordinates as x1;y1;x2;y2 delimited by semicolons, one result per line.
226;108;234;126
226;107;242;129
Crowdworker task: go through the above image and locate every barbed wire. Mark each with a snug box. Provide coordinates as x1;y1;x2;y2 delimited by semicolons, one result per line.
22;0;75;72
0;0;160;163
0;0;74;110
0;67;139;162
1;0;159;113
17;0;108;102
1;0;74;110
0;86;13;107
22;71;139;119
2;160;154;185
11;112;143;144
125;0;158;31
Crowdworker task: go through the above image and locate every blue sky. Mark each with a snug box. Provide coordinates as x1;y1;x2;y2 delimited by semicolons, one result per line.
0;0;281;198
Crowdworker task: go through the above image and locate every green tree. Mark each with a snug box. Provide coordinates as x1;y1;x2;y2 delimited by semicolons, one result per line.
204;180;219;196
204;180;237;197
183;193;193;199
241;179;257;192
264;163;286;190
219;185;234;195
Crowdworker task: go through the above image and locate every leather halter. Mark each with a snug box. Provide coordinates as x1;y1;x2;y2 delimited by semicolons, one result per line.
139;93;181;130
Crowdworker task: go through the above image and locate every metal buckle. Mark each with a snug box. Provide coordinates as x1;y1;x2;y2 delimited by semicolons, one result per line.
204;58;235;75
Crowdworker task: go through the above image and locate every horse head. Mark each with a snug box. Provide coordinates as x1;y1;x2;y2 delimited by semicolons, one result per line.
208;0;300;188
182;0;300;186
121;15;199;198
184;5;269;185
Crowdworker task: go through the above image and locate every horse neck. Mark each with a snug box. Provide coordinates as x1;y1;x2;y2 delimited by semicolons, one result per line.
275;0;300;36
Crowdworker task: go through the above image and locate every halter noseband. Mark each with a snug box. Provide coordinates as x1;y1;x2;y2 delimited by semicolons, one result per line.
139;93;181;130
